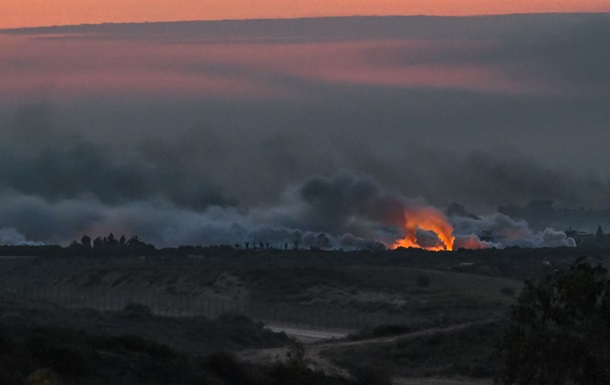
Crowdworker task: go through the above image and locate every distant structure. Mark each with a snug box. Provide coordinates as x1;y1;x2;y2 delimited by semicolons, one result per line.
565;225;610;247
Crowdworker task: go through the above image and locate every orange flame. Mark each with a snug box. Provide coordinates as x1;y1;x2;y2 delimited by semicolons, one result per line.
393;207;455;251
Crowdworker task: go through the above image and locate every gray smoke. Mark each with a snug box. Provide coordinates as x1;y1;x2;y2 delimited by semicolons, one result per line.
451;212;576;249
0;169;575;250
0;14;608;247
0;171;400;248
0;227;43;246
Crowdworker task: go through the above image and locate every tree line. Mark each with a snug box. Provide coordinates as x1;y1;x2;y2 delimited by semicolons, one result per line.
71;233;145;250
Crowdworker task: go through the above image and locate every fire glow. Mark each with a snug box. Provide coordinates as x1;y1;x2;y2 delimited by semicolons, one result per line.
393;207;455;251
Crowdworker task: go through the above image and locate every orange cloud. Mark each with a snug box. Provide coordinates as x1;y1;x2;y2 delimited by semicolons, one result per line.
3;0;610;29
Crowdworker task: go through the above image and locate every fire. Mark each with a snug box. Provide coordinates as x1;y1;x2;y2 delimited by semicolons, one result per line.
393;207;455;251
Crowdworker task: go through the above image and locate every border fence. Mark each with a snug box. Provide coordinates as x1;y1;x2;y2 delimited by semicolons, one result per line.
0;281;420;331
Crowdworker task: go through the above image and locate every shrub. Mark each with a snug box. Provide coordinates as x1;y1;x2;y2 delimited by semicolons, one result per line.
25;369;62;385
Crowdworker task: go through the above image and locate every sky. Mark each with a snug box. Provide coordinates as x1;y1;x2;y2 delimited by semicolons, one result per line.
3;0;610;28
0;10;609;248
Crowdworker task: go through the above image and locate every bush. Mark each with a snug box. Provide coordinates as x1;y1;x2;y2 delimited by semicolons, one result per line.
25;369;62;385
215;312;291;349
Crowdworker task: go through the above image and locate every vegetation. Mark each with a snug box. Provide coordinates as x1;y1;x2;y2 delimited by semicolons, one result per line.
496;257;610;385
0;303;359;385
25;369;63;385
2;244;610;383
324;320;502;378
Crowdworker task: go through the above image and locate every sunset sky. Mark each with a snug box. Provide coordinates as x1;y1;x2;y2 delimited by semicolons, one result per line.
3;0;610;28
0;7;609;248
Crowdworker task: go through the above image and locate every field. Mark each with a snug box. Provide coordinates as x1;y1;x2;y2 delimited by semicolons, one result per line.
0;246;607;384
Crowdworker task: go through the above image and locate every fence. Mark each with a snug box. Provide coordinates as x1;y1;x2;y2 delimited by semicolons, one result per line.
0;281;421;331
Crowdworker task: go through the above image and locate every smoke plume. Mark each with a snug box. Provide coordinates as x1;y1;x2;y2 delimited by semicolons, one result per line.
0;15;607;248
0;170;576;250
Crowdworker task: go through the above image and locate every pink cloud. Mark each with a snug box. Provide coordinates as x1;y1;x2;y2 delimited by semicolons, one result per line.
0;34;578;102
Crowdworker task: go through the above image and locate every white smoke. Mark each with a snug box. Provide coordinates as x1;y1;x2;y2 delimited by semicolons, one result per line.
450;211;576;249
536;228;577;248
0;227;44;246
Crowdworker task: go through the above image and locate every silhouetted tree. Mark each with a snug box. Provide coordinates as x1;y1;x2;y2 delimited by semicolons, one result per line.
497;257;610;385
93;236;103;249
119;234;126;245
107;233;116;246
80;234;91;248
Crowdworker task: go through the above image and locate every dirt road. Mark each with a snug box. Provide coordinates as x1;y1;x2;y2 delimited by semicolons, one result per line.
241;320;495;384
266;324;349;342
